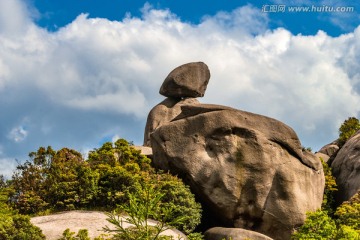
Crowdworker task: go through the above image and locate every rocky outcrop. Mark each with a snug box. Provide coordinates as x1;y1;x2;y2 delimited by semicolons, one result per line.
144;62;325;240
204;227;273;240
331;132;360;204
160;62;210;98
31;211;187;240
150;103;324;240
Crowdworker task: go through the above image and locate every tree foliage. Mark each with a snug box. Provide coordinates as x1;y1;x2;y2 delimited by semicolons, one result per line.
338;117;360;147
104;181;184;240
292;210;337;240
320;158;337;215
0;180;45;239
335;192;360;231
9;138;202;236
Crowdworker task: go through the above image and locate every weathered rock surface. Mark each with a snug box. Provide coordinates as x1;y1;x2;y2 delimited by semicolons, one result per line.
159;62;210;98
204;227;273;240
315;152;330;163
133;146;153;158
31;211;187;240
143;97;199;146
151;103;324;240
318;140;339;159
331;132;360;204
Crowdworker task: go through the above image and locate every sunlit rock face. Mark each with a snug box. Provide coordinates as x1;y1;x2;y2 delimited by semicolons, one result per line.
144;62;324;240
331;131;360;204
151;103;325;240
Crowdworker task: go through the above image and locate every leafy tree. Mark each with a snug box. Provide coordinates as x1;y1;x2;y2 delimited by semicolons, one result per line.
11;160;49;214
9;138;202;237
45;148;86;210
338;117;360;147
0;182;45;239
0;175;6;189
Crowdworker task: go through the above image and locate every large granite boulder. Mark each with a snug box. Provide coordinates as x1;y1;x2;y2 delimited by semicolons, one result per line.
331;132;360;204
159;62;210;98
143;97;199;146
204;227;273;240
150;103;324;240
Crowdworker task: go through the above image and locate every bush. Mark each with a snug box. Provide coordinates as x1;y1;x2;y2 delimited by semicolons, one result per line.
105;182;183;240
0;182;45;239
335;192;360;231
338;117;360;147
320;158;337;215
291;210;337;239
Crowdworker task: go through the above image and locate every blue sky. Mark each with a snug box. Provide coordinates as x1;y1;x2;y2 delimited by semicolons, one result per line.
0;0;360;178
31;0;359;35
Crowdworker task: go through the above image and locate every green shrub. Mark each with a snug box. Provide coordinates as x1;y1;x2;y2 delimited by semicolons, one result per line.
291;210;337;239
338;117;360;147
0;214;45;240
9;138;202;237
320;158;337;215
335;192;360;231
104;181;183;240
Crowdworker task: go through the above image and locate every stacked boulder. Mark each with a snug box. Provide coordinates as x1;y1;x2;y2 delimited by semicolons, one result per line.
144;62;210;146
144;62;325;240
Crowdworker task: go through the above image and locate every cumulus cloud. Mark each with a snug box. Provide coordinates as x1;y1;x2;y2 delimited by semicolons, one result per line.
1;0;360;177
8;126;28;142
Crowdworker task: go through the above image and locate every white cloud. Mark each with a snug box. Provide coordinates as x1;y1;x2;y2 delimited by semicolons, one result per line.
8;126;28;142
1;0;360;177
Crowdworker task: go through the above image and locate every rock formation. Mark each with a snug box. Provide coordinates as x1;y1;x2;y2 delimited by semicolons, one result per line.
331;131;360;204
160;62;210;98
144;62;325;240
204;227;273;240
31;211;187;240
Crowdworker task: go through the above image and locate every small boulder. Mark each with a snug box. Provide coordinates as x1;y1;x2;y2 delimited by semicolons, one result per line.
315;152;330;163
318;141;339;159
204;227;273;240
159;62;210;98
331;132;360;204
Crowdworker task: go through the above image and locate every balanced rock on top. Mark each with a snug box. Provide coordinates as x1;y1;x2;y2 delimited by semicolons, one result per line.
159;62;210;98
144;62;210;146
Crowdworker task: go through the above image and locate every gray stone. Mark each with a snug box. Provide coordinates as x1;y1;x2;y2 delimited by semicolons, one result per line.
143;97;199;146
318;141;339;158
331;132;360;204
151;103;324;240
315;152;330;163
31;211;187;240
159;62;210;98
133;146;153;158
204;227;273;240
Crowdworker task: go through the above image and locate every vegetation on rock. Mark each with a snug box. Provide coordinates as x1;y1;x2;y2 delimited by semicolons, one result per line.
338;117;360;147
1;138;202;239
